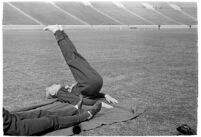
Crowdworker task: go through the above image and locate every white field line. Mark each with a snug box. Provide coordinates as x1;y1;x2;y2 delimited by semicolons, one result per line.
6;2;43;25
87;3;125;25
117;2;155;25
168;3;197;21
142;2;184;25
51;2;89;25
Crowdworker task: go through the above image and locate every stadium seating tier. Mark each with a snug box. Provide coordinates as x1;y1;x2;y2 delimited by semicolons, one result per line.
3;2;197;25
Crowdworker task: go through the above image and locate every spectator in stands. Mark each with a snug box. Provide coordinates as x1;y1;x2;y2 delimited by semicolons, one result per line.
44;25;118;108
3;95;102;135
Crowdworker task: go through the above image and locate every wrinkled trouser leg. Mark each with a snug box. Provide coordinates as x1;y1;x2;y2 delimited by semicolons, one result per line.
54;31;103;97
6;109;89;136
15;107;78;119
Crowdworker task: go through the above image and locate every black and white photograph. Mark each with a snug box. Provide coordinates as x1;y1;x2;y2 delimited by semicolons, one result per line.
2;0;198;136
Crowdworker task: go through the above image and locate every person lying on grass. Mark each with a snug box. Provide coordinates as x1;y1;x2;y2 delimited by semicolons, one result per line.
44;25;118;108
3;95;101;136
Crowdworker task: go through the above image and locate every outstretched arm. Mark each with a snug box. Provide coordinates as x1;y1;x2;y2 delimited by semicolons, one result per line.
96;93;118;104
57;87;114;108
66;83;118;105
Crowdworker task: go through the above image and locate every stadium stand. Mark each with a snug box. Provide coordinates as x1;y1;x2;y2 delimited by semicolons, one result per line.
91;1;150;25
55;2;119;25
122;2;177;25
3;3;38;25
173;2;197;18
3;1;197;26
10;2;83;25
149;2;197;25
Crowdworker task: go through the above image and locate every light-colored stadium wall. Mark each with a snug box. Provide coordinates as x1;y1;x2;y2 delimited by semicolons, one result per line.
3;25;197;30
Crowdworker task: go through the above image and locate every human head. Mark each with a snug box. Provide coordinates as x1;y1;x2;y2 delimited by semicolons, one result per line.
46;84;62;99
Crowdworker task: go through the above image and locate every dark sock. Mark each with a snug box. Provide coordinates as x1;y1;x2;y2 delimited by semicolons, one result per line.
79;112;90;122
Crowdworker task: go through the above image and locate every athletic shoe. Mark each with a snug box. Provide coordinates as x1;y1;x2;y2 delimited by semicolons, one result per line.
43;25;60;33
58;25;63;31
87;102;102;120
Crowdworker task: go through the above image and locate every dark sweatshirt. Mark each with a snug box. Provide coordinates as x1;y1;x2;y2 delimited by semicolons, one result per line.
57;86;105;105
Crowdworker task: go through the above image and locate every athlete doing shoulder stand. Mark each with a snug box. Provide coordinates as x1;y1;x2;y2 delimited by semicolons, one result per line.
44;25;118;108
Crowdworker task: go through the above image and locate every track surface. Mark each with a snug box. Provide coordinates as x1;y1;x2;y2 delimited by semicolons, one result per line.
3;29;197;135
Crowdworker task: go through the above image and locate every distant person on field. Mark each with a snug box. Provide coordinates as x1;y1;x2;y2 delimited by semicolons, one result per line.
158;24;161;29
3;95;102;135
44;25;118;108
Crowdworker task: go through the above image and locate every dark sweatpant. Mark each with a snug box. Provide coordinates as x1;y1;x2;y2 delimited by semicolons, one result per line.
54;31;104;105
3;107;89;136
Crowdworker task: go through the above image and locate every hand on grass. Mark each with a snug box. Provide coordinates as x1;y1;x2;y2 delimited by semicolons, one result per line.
105;94;118;104
101;102;113;109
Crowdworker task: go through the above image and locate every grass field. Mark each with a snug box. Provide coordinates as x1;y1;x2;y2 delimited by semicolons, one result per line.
3;29;197;135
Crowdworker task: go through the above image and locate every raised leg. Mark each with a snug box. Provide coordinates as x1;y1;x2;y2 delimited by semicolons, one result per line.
54;30;103;97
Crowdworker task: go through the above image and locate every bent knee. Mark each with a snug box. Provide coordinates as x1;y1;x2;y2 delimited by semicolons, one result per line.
84;75;103;96
91;75;103;89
